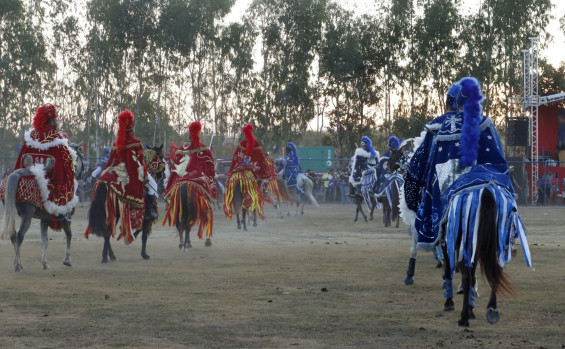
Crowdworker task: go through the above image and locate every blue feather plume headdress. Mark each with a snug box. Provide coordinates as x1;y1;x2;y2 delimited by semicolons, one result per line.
456;77;484;167
285;142;300;166
361;136;377;158
446;83;462;111
388;136;400;151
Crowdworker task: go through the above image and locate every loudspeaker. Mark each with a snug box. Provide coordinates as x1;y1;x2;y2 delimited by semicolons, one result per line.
507;117;529;147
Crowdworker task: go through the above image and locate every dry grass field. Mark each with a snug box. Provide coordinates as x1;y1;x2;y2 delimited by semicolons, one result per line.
0;202;563;348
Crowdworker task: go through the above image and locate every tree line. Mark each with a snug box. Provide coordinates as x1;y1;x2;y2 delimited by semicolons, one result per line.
1;0;563;161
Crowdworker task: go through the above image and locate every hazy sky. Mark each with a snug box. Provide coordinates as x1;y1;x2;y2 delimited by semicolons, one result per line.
225;0;565;68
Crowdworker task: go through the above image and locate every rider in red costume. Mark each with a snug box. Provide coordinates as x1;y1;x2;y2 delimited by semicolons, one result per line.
13;104;78;221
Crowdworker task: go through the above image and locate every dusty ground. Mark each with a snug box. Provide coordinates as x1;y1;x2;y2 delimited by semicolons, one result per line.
0;202;563;349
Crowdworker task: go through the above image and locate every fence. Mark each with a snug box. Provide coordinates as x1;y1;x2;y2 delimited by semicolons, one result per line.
2;154;565;206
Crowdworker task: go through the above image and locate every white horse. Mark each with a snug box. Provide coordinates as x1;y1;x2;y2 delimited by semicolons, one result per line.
277;172;319;216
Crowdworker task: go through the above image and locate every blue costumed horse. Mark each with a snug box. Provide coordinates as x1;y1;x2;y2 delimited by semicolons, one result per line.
419;77;532;327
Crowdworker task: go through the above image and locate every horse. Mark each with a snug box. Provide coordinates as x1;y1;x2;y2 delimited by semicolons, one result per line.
438;184;530;327
1;142;84;272
163;182;213;251
278;173;319;216
375;171;403;227
87;152;164;263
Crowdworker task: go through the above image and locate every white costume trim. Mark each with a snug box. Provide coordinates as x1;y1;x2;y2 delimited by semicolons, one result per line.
28;163;78;216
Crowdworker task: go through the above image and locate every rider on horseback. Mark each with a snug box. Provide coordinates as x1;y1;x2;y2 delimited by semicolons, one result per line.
223;123;273;220
11;104;78;224
283;142;303;194
84;109;157;244
162;121;217;240
348;136;378;198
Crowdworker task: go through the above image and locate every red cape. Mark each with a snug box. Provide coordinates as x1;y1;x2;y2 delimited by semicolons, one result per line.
13;126;77;215
164;141;217;200
228;140;272;180
97;133;147;207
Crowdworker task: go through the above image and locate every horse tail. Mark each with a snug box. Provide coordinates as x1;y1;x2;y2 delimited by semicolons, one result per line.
87;183;108;237
2;169;30;239
179;183;195;230
476;188;514;296
302;176;319;207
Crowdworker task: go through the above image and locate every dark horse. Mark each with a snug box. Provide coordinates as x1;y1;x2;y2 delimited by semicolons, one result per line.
1;143;84;272
87;184;156;263
87;147;164;263
170;182;213;251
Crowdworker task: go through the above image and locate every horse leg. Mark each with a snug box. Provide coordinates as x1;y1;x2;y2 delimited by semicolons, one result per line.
11;209;33;272
40;220;50;270
403;231;417;285
62;221;72;267
183;227;192;252
360;206;368;222
442;244;455;311
101;235;110;264
253;210;257;227
458;263;472;327
395;215;400;228
236;213;242;230
176;221;184;249
486;290;499;324
354;203;359;222
108;237;116;261
242;209;248;231
141;223;150;260
370;200;376;221
300;202;305;215
468;265;477;320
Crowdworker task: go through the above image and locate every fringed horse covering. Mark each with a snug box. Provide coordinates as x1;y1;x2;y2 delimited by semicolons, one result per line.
375;172;404;210
224;169;271;220
360;168;377;211
162;181;214;240
84;183;144;245
442;185;532;279
265;178;291;206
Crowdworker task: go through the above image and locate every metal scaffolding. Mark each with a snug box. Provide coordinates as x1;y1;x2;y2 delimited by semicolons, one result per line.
509;37;565;204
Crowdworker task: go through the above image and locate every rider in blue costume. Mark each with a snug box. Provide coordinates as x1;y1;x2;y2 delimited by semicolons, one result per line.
414;77;531;312
283;142;303;194
348;136;378;198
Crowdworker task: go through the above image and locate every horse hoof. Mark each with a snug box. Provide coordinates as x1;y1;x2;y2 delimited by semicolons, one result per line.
42;264;50;270
141;253;150;260
101;258;108;264
110;256;117;262
14;264;23;273
444;298;455;311
486;307;499;324
458;319;469;327
364;217;368;222
205;240;212;247
237;225;241;230
469;308;476;320
403;276;414;286
370;216;374;221
63;259;72;267
253;222;257;227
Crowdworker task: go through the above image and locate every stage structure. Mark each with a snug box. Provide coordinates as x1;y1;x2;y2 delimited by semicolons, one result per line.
509;37;565;204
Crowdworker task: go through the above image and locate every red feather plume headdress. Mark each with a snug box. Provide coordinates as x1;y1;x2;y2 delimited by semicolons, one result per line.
189;121;202;147
33;104;57;131
242;123;256;156
117;109;134;152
